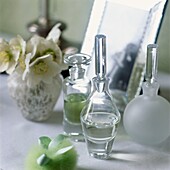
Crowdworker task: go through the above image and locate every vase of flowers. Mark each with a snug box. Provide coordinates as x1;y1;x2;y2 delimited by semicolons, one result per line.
0;24;67;121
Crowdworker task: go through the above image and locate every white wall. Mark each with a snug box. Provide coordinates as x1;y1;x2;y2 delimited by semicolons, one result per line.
0;0;169;72
0;0;93;43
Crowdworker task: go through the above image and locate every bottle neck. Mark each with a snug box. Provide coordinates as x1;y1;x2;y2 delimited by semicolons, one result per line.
92;77;109;93
142;81;159;96
69;66;86;80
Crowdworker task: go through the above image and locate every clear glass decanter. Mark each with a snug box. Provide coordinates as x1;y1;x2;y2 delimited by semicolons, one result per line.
123;44;170;145
63;53;91;141
81;35;121;159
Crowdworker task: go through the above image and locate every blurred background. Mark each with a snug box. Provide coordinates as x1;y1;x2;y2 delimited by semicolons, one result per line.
0;0;169;73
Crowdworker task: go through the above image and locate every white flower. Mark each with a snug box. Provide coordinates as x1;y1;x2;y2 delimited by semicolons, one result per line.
24;54;62;87
0;35;26;74
0;39;18;74
26;35;62;64
1;24;68;87
22;34;67;86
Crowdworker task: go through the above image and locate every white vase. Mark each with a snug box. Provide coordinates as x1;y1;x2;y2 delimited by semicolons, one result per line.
7;71;62;121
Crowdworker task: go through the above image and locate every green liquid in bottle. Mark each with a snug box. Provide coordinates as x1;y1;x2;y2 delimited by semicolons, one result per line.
64;93;87;124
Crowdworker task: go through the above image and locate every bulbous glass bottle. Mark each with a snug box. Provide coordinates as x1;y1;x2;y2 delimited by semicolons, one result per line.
63;53;91;141
81;35;121;159
123;44;170;145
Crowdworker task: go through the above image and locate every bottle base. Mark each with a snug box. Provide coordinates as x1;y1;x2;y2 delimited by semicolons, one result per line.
89;152;110;160
63;119;84;142
64;132;85;142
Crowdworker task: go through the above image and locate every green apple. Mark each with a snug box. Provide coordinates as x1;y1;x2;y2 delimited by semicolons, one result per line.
25;134;77;170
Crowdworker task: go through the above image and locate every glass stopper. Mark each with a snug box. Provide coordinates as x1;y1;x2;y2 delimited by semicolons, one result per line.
64;53;91;66
95;34;106;79
145;44;158;84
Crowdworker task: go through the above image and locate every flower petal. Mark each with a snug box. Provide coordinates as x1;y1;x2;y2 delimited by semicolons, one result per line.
46;23;61;43
0;62;8;72
29;54;51;67
22;53;32;80
6;60;17;74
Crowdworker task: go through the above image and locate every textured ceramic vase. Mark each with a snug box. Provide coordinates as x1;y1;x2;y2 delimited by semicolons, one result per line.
7;71;62;121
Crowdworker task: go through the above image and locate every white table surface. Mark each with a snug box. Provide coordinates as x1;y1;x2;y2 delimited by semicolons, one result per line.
0;73;170;170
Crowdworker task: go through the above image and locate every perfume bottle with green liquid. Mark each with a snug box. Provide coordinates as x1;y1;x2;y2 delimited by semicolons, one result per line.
63;53;91;141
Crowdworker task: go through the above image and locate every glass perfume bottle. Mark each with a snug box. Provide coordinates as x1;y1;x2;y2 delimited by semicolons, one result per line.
63;53;91;141
123;44;170;145
81;35;121;159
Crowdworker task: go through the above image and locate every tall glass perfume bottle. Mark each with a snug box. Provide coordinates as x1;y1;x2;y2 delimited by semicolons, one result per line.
63;53;91;141
123;44;170;145
81;35;121;159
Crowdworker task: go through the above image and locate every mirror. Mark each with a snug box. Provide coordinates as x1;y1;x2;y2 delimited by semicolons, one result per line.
81;0;168;112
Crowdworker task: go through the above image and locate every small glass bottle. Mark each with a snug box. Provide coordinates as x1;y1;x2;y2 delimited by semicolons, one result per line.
81;35;121;159
123;44;170;145
63;53;91;141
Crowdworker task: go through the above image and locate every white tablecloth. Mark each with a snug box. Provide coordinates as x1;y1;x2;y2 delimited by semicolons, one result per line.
0;74;170;170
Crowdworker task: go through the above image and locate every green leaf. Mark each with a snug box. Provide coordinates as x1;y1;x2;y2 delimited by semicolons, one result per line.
48;134;68;150
37;154;51;166
55;145;73;156
38;136;51;149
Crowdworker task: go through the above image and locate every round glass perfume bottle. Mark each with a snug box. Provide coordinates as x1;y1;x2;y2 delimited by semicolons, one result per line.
81;35;121;159
123;44;170;145
63;53;91;141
